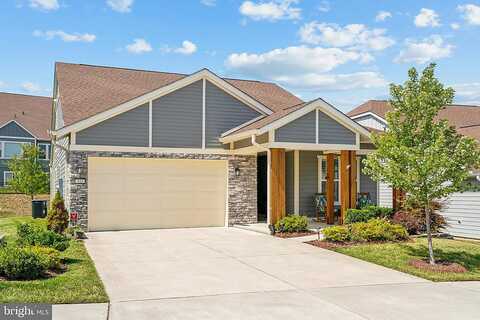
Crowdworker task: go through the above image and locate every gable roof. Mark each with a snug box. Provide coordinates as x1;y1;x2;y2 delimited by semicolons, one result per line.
348;100;480;141
221;98;372;142
0;92;52;140
55;62;303;129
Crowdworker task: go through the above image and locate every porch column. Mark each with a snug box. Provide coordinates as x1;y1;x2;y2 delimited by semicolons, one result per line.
325;153;335;224
269;148;286;225
339;150;357;224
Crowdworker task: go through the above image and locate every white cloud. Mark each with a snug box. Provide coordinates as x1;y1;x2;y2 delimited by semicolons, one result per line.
0;81;6;88
226;46;371;77
174;40;197;55
394;35;453;64
201;0;216;6
126;38;152;54
452;83;480;104
239;0;301;21
414;8;440;27
29;0;59;11
299;22;395;51
450;23;460;30
274;72;387;91
458;4;480;25
318;1;330;13
33;30;96;42
107;0;134;13
21;82;42;93
375;11;392;22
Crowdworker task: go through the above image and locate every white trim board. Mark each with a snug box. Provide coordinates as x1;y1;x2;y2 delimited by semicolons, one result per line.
350;111;388;124
52;69;273;138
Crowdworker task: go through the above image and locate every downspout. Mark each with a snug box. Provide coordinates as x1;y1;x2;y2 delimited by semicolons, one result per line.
251;134;271;226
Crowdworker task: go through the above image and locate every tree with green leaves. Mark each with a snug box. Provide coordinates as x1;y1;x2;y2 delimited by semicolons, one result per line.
7;144;49;200
363;64;480;265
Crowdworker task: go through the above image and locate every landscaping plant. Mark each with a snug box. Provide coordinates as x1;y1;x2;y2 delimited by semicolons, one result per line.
392;201;446;235
17;222;70;251
47;191;69;234
7;144;49;200
345;206;393;224
363;64;480;264
323;219;408;243
0;245;47;280
275;215;308;233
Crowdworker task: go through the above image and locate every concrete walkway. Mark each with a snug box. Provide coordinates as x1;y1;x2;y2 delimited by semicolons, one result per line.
82;227;480;320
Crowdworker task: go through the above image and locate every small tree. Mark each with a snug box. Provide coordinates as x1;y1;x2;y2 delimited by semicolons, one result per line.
363;64;480;264
7;144;49;200
47;191;69;234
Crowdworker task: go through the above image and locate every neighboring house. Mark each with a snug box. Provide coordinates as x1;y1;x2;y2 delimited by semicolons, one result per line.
348;100;480;239
51;62;378;231
0;92;52;187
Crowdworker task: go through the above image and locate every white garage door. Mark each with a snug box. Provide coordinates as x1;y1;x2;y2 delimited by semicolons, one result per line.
88;157;227;231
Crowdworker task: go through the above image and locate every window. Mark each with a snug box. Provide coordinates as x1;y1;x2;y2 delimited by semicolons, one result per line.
4;171;13;186
38;143;50;160
3;142;24;159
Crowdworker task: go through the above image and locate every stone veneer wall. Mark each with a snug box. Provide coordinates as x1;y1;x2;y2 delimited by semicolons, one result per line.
67;151;257;230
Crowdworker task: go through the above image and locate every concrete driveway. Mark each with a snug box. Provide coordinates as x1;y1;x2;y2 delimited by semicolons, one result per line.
85;227;480;320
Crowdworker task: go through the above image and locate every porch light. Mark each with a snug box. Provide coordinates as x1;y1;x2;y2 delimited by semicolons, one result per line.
235;167;240;177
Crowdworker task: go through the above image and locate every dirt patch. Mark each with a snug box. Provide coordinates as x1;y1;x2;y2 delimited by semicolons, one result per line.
0;194;49;216
408;259;467;273
275;231;316;238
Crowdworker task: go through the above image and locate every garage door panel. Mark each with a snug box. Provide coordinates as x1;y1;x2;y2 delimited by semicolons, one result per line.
88;157;227;231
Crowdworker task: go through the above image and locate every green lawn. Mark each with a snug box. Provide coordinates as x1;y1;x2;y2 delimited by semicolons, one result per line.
331;237;480;281
0;216;109;304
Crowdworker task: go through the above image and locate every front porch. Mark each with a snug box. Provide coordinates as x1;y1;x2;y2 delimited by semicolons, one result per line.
259;148;374;226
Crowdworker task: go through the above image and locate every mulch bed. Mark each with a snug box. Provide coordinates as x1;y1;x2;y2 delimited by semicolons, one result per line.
275;231;316;238
408;259;467;273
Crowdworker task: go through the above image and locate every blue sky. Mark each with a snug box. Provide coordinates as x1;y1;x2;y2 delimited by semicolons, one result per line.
1;0;480;112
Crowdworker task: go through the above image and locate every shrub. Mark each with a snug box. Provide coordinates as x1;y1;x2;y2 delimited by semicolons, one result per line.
29;246;61;270
17;222;70;251
323;226;351;242
393;201;447;234
345;206;394;224
350;218;409;242
0;245;47;280
345;209;375;224
47;191;69;234
275;215;308;233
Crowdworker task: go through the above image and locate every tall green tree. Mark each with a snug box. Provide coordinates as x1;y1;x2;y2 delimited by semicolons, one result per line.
8;144;49;200
363;64;480;264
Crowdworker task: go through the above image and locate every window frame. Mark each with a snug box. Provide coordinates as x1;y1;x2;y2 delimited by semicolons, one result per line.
0;141;30;159
3;171;14;187
38;143;50;160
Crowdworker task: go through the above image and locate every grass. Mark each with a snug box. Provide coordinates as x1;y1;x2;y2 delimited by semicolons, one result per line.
0;215;109;304
331;237;480;281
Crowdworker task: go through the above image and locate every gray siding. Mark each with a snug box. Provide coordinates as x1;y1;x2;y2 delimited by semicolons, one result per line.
0;121;33;138
440;192;480;239
205;81;261;148
275;111;316;143
152;81;202;148
318;111;356;145
359;156;378;205
77;104;149;147
285;151;294;214
299;151;321;215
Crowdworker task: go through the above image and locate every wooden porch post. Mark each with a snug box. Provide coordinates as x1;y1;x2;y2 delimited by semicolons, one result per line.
270;148;286;225
326;153;335;224
393;188;405;211
339;150;357;224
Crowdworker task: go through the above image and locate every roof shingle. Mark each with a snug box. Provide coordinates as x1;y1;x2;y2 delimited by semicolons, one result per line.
55;62;303;128
0;92;52;140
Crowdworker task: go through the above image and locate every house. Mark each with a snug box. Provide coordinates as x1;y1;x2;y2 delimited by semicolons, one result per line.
0;92;52;187
51;62;379;232
348;100;480;239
